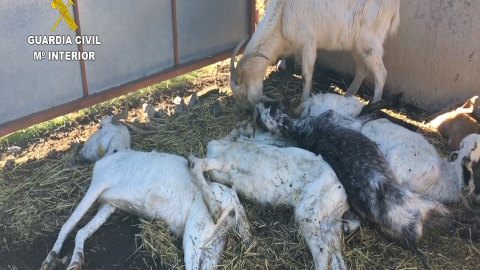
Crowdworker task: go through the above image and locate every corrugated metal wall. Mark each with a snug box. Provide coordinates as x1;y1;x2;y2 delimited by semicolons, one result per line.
0;0;253;136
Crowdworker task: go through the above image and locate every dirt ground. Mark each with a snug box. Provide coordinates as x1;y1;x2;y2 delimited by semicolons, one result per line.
1;61;479;270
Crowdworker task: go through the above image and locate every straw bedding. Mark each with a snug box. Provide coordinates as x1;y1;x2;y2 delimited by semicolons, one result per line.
0;63;479;269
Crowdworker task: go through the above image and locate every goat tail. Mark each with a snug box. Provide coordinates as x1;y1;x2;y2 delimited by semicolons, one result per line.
413;193;450;221
380;192;450;252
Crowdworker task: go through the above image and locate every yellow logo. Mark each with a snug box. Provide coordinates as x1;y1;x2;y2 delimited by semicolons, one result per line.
51;0;78;32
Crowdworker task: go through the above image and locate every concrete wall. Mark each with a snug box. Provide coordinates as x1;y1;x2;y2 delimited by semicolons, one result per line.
315;0;480;112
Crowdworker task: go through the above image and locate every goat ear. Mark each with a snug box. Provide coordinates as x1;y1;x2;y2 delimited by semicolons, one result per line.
448;151;459;162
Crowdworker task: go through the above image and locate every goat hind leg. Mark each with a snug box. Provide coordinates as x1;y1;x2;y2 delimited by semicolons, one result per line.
360;40;387;103
294;45;317;117
188;155;233;223
66;204;116;270
345;51;369;97
41;184;108;270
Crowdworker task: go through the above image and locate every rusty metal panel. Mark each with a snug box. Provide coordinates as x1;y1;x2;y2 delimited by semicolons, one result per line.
0;0;83;125
0;0;254;137
78;0;175;94
176;0;249;64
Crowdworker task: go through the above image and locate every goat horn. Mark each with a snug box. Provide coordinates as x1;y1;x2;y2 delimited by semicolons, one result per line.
120;121;157;136
230;35;250;85
234;52;269;86
112;99;129;124
461;196;473;211
257;96;277;104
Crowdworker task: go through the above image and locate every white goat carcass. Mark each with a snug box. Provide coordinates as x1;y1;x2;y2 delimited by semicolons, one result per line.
188;121;359;270
41;110;250;270
301;93;480;207
230;0;400;112
300;92;364;118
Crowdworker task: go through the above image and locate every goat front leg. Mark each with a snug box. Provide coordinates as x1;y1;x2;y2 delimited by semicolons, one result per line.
294;44;317;117
188;155;232;223
41;184;108;270
66;204;116;270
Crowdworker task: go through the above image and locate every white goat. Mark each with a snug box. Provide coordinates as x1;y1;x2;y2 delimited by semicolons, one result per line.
300;92;364;118
301;93;480;207
188;121;360;270
41;110;250;270
229;0;400;112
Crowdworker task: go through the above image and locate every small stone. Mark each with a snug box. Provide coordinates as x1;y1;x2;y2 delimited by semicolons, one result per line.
142;103;156;120
155;108;165;117
5;159;15;167
174;104;185;116
174;99;186;116
188;93;199;109
185;131;196;141
173;96;183;105
211;100;222;118
7;146;21;154
131;117;139;123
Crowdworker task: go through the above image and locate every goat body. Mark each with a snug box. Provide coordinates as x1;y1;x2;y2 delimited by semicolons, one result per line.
301;93;480;205
256;103;448;252
41;115;249;270
230;0;400;111
188;122;359;270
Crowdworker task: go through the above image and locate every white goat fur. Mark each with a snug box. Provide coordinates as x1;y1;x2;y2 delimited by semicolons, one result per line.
230;0;400;110
301;93;364;118
41;115;250;270
302;93;480;205
188;122;359;270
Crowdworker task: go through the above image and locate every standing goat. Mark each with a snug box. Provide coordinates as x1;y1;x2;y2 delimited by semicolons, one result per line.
255;99;449;254
41;108;250;270
230;0;400;112
188;121;360;270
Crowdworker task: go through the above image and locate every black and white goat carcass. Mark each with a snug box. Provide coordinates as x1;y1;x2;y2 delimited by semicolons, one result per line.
255;98;449;254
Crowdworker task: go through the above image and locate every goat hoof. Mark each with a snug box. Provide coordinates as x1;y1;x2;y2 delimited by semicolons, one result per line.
66;252;85;270
293;105;303;118
187;155;198;170
41;251;69;270
66;262;82;270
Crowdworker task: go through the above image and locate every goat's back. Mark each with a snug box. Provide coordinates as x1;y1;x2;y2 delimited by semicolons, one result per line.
361;119;442;193
280;0;400;51
206;138;335;206
93;150;199;234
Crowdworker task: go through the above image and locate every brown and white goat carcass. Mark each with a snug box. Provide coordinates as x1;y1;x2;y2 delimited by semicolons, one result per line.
41;109;250;270
188;121;359;270
426;96;480;201
427;96;480;150
230;0;400;112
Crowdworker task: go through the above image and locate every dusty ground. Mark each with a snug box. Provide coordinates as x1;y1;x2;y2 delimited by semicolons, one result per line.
1;61;479;270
